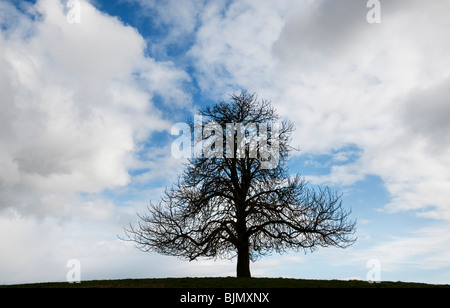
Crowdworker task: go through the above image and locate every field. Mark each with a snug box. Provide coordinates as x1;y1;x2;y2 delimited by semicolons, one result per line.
2;277;449;288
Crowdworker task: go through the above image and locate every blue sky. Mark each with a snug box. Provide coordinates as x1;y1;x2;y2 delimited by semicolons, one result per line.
1;0;450;285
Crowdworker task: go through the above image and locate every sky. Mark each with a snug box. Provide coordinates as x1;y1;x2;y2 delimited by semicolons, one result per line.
1;0;450;285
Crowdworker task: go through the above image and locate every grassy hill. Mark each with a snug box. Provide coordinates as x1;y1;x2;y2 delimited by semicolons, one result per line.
2;277;449;288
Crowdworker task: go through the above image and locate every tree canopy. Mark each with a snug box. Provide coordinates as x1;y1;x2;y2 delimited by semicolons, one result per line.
124;91;356;277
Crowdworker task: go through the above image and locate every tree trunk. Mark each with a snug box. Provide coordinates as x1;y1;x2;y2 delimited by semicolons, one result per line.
235;197;250;277
236;244;251;278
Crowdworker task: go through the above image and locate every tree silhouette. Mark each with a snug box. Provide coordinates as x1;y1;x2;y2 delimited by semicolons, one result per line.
124;91;356;277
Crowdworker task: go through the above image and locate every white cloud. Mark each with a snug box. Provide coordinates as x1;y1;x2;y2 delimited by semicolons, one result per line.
127;0;202;37
123;0;206;61
352;225;450;273
401;78;450;151
0;212;167;284
0;0;194;284
188;0;290;98
0;0;189;216
272;1;450;221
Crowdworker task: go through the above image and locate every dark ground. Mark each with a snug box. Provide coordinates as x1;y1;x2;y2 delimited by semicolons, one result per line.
2;277;449;288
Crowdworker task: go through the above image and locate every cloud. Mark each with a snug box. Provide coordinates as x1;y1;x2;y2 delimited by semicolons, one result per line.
0;0;194;284
159;0;450;227
188;0;289;98
353;225;450;273
129;0;201;33
123;0;205;58
273;0;370;72
0;0;189;217
401;78;450;151
270;0;450;220
0;212;183;284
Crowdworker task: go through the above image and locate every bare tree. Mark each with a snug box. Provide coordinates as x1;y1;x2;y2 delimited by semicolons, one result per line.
124;91;356;278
